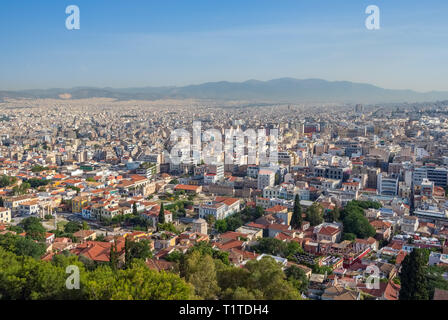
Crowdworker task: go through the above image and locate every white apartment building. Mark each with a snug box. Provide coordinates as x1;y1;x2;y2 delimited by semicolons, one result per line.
413;166;448;187
401;215;419;233
257;169;275;190
262;183;310;201
0;207;11;223
199;197;241;220
377;173;399;196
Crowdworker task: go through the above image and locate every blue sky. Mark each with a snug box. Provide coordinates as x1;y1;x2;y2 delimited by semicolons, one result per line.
1;0;447;91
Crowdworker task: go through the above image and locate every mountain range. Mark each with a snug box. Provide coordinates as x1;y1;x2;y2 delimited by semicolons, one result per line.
2;78;448;104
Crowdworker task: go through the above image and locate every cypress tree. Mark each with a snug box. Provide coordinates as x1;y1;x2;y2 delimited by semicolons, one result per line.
159;203;165;225
110;239;119;271
399;248;429;300
124;237;130;268
291;194;303;229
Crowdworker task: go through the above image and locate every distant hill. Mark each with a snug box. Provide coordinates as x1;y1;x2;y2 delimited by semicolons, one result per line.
2;78;448;104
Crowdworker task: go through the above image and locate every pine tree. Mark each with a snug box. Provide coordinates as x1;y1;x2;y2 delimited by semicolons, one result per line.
399;248;429;300
291;194;303;229
132;203;138;216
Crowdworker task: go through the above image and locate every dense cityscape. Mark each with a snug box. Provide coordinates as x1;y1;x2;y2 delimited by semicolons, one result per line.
0;97;448;300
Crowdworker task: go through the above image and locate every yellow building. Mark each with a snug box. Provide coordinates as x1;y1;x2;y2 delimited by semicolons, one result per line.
72;196;89;214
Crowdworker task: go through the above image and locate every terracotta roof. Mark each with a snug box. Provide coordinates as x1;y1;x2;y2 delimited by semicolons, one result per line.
383;281;400;300
267;223;290;231
433;288;448;300
174;184;201;191
395;250;408;265
71;239;124;262
318;226;340;236
265;205;288;213
215;239;244;251
246;222;267;229
146;258;175;272
220;231;247;241
73;230;96;238
215;197;240;206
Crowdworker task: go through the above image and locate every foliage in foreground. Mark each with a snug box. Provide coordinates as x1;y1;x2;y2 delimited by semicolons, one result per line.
0;247;194;300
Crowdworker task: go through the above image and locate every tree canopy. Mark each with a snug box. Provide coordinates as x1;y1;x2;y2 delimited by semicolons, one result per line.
341;200;376;239
0;248;194;300
291;195;303;229
306;203;324;226
399;248;430;300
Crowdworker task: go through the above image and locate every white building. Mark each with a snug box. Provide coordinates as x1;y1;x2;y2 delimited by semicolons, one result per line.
257;169;276;190
400;215;419;233
19;200;40;215
204;173;218;185
192;218;208;234
0;207;11;223
413;166;448;187
199;197;241;220
377;173;399;196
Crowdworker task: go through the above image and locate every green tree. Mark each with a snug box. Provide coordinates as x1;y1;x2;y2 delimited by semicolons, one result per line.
182;250;220;299
326;207;341;222
84;261;194;300
20;217;46;241
31;165;48;173
125;239;152;267
225;214;244;231
82;221;90;230
254;206;264;219
13;182;31;195
399;248;429;300
186;242;230;265
109;240;119;271
342;233;356;241
0;233;46;259
205;215;216;227
243;256;302;300
343;211;375;239
132;203;138;216
215;219;227;233
291;194;303;229
158;203;165;225
426;265;448;299
0;247;195;300
26;178;51;189
158;222;178;233
306;203;324;226
285;265;309;294
0;175;17;188
64;221;82;234
253;238;303;258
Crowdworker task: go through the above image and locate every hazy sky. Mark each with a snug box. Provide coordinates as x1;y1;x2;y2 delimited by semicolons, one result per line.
1;0;448;91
